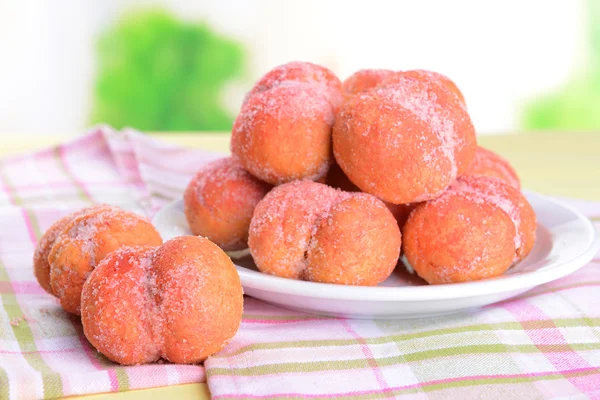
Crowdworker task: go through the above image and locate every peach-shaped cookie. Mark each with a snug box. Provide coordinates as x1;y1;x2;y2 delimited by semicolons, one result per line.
377;70;472;177
245;61;343;110
403;175;536;284
33;204;113;295
401;69;466;105
403;190;517;284
463;146;520;189
81;236;243;365
249;181;401;285
232;84;335;185
378;71;473;174
47;206;162;314
342;69;395;96
184;157;271;251
304;194;402;285
450;175;535;262
333;74;476;204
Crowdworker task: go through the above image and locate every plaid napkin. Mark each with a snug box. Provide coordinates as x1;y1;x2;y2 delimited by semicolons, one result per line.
1;127;599;400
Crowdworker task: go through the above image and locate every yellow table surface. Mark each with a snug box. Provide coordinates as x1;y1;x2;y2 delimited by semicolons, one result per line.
2;131;599;201
0;131;599;400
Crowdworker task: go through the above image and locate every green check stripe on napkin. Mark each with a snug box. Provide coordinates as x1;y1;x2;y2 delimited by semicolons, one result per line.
1;127;600;399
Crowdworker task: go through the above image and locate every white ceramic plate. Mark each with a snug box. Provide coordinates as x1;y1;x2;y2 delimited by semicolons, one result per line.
153;192;599;319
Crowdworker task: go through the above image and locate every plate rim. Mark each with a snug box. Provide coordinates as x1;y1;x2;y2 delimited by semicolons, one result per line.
154;191;599;302
236;235;599;301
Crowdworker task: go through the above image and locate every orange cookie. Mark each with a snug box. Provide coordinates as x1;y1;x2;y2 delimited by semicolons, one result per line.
249;181;401;286
184;157;271;251
245;61;343;111
33;204;112;295
81;236;243;365
333;73;476;204
463;146;520;189
403;176;536;284
450;175;535;261
403;190;516;284
232;84;335;185
400;69;466;105
342;69;396;96
377;71;473;176
46;206;162;314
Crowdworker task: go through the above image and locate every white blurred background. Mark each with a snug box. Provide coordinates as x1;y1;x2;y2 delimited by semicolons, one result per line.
0;0;589;136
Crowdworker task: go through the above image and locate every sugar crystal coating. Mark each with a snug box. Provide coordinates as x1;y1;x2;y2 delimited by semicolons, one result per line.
33;204;114;295
333;73;476;204
249;180;401;285
464;146;521;189
403;175;536;284
304;193;402;285
184;157;272;251
450;175;535;261
81;246;161;365
403;189;516;284
81;236;243;365
399;69;466;106
249;181;349;279
232;84;335;185
245;61;343;111
47;206;162;315
342;69;396;96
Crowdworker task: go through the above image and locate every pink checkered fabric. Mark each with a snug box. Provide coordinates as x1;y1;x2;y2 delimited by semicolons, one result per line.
1;127;599;399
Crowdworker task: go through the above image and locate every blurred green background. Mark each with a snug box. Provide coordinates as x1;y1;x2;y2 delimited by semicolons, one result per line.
91;9;245;132
523;0;600;131
89;4;600;133
3;1;597;135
